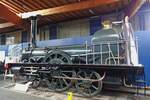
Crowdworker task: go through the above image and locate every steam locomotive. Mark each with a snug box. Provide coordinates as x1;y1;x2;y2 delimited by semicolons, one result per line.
12;17;143;97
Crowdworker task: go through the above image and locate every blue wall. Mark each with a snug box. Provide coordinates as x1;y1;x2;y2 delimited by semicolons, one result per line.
136;31;150;86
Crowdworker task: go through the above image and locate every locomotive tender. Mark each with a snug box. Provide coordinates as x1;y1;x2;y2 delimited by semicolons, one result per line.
10;16;144;97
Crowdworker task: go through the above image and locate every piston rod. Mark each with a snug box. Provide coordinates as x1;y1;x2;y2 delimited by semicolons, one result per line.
52;72;106;82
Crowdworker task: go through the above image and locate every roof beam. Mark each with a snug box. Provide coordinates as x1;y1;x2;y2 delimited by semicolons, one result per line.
0;22;14;29
0;0;24;13
0;3;30;29
0;26;22;33
0;3;22;25
0;1;20;13
18;0;119;18
126;0;146;18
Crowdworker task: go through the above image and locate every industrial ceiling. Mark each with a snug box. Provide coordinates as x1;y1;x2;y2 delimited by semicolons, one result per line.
0;0;145;32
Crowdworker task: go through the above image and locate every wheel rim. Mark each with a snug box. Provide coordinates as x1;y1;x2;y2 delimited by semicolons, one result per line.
31;78;41;88
44;50;72;64
76;70;103;96
44;50;72;92
46;70;75;92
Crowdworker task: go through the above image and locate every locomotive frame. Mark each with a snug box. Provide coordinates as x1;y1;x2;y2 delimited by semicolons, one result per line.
8;40;144;97
8;62;144;96
7;16;145;97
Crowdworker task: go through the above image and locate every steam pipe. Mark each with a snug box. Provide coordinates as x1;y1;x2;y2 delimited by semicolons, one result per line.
123;77;146;89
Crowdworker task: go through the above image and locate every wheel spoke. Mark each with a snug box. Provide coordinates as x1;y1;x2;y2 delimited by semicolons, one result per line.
58;79;63;88
31;79;40;88
61;56;65;60
47;71;73;92
90;71;94;79
88;88;92;95
83;71;88;78
92;85;98;90
76;70;103;97
77;81;84;86
43;50;72;92
62;73;68;77
46;56;52;63
55;54;58;58
78;75;83;78
46;79;55;90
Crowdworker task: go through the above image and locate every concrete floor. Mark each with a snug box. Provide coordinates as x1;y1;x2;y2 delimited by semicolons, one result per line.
0;75;150;100
0;88;46;100
0;76;46;100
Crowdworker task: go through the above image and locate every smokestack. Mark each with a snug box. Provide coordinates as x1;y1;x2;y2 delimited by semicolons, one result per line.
30;16;38;48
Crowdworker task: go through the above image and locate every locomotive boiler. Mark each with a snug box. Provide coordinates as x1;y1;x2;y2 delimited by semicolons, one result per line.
11;16;143;97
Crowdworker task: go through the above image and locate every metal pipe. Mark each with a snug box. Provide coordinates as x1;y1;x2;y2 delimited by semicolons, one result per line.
30;16;38;48
108;43;111;64
93;44;95;64
100;43;102;64
117;42;120;64
123;77;146;89
85;41;88;64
